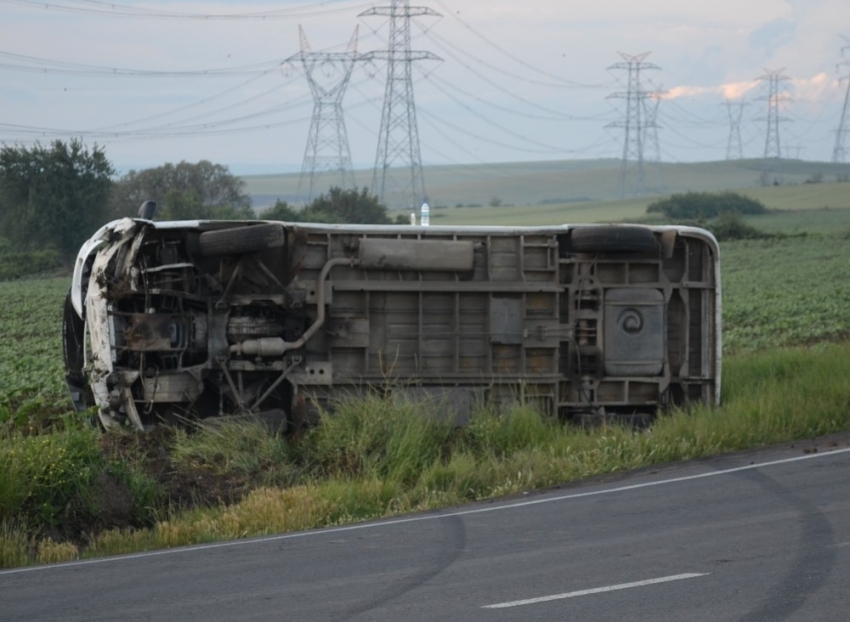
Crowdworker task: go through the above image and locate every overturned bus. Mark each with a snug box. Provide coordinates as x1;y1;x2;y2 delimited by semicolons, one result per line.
63;217;721;431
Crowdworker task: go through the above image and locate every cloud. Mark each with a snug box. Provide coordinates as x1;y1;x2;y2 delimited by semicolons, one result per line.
748;17;797;54
660;81;760;101
661;72;838;103
719;81;761;100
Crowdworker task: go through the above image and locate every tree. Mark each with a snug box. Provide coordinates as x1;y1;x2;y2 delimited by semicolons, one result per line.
0;139;114;260
302;187;391;224
158;189;256;221
257;188;390;224
110;160;253;219
261;200;301;222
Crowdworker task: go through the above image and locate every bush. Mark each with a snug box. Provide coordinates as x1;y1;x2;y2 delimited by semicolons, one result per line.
647;192;767;220
703;213;772;242
0;248;62;281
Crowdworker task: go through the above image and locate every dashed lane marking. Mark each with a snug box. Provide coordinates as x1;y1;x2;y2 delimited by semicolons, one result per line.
483;573;710;609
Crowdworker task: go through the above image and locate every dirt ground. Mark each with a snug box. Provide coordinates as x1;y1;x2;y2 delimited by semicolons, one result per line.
75;429;251;538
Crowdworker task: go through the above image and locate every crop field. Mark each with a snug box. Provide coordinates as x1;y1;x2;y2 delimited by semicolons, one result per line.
0;278;69;428
722;234;850;352
2;216;849;424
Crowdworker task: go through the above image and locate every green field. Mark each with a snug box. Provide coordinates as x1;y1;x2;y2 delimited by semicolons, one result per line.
3;191;850;568
722;234;850;352
0;278;68;428
416;181;850;228
3;200;850;423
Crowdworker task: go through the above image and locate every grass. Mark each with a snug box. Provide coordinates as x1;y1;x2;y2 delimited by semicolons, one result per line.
245;158;850;210
741;206;850;235
387;182;850;229
421;196;651;227
50;343;850;560
0;277;70;429
2;341;850;566
722;234;850;352
2;195;850;568
738;182;850;212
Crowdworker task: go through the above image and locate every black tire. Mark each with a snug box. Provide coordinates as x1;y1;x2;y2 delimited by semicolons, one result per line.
567;225;656;253
198;224;286;257
62;289;94;413
62;289;84;376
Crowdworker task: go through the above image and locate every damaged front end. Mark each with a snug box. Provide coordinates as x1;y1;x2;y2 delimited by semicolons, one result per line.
65;218;317;431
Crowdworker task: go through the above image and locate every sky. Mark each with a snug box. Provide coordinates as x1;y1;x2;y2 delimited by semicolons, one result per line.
1;0;849;176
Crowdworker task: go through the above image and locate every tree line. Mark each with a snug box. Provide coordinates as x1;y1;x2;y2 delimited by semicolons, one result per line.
0;139;395;274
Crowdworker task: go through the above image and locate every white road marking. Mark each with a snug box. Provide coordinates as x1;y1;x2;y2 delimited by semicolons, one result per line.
1;446;849;576
483;573;709;609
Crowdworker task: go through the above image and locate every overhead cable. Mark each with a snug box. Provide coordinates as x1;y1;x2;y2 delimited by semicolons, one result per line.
430;0;612;89
1;0;373;20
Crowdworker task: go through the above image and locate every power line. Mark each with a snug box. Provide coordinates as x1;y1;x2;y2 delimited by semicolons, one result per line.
662;98;727;126
423;72;612;122
1;0;373;20
0;113;315;140
88;73;279;133
414;68;575;151
421;27;601;91
417;107;560;155
0;50;283;77
350;79;608;177
0;73;389;143
430;0;612;90
413;28;602;121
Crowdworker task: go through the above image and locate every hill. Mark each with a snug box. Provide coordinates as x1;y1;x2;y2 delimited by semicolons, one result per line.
243;158;850;212
426;180;850;227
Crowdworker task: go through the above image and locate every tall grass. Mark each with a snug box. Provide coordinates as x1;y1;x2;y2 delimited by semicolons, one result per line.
0;427;103;525
4;343;850;568
170;418;298;488
303;394;455;485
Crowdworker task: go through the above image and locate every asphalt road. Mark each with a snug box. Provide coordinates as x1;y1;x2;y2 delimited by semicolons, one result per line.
2;435;850;621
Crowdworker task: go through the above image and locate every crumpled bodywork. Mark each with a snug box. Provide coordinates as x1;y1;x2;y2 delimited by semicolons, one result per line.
64;220;721;431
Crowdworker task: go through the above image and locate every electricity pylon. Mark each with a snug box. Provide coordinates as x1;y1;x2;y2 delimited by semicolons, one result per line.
360;0;441;208
606;52;661;198
288;26;358;203
756;68;792;185
723;99;746;160
643;87;666;195
833;35;850;163
642;87;663;164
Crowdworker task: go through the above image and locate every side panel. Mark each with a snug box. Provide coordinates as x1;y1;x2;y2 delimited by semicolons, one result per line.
292;227;718;422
